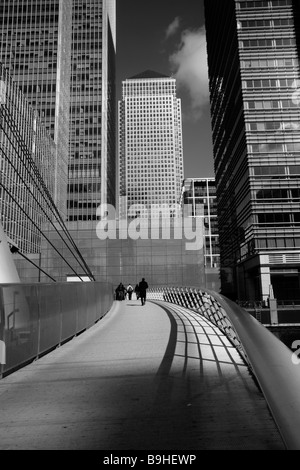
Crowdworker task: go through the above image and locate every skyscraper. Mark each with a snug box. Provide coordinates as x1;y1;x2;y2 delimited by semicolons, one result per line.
118;70;184;219
0;0;73;218
0;0;116;223
68;0;116;222
204;0;300;303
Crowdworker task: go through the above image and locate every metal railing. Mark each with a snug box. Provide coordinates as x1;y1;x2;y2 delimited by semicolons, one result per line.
148;285;300;450
0;281;114;378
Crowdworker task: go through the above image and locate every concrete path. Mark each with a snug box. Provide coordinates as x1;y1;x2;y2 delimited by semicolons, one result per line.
0;299;285;450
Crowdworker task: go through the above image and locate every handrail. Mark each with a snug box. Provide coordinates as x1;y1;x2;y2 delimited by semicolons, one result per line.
148;285;300;450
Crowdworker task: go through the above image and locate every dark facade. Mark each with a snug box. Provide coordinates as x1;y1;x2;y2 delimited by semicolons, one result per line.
204;0;300;303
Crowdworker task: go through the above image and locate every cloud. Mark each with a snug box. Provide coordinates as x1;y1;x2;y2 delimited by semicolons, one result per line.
169;27;210;120
165;17;181;39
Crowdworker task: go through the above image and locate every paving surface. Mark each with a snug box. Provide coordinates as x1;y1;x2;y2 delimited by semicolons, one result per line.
0;299;285;450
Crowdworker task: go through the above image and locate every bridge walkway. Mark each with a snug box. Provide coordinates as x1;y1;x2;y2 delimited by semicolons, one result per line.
0;299;285;450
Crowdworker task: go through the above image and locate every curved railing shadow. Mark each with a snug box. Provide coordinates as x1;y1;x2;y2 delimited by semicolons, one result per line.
148;285;300;450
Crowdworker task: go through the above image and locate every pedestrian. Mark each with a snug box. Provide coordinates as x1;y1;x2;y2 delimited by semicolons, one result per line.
138;277;149;306
135;283;140;300
127;283;134;300
115;283;126;301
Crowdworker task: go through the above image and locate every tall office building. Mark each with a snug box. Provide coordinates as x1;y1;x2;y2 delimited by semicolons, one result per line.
0;0;73;218
204;0;300;303
118;70;184;218
68;0;116;221
0;0;116;223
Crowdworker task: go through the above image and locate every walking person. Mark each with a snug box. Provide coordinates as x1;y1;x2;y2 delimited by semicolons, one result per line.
138;277;148;306
115;283;126;301
135;283;140;300
127;283;134;300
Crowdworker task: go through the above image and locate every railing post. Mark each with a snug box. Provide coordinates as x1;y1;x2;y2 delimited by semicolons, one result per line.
269;298;278;325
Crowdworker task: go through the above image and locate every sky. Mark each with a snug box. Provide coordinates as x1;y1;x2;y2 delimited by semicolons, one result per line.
116;0;215;179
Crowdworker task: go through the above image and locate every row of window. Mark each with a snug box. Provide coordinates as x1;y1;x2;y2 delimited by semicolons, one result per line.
19;83;56;93
68;183;101;193
1;15;59;24
256;237;300;249
242;58;298;68
244;78;297;89
248;121;300;132
238;0;292;9
257;213;300;223
240;18;294;28
72;42;103;50
241;38;296;48
0;3;60;14
250;142;300;153
69;169;100;178
255;188;300;199
73;127;101;136
253;165;300;175
67;201;99;209
246;99;298;109
68;215;97;221
70;151;101;159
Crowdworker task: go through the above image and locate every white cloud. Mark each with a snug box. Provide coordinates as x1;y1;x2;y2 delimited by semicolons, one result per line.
165;17;181;39
169;27;210;120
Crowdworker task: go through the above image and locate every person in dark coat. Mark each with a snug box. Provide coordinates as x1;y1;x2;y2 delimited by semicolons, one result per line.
138;278;149;306
115;283;126;301
135;283;140;300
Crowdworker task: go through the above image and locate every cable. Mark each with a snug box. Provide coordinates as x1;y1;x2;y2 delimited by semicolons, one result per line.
0;103;95;279
0;107;95;280
10;246;57;282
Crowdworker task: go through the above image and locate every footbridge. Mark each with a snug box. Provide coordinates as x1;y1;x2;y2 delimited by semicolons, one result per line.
0;282;300;450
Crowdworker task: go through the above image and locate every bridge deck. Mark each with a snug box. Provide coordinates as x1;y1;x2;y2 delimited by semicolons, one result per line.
0;299;285;450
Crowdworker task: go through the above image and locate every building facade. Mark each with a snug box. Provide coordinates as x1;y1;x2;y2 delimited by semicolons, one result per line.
0;0;116;224
0;62;57;254
0;0;117;282
68;0;116;222
181;178;220;291
204;0;300;303
40;219;205;288
118;70;184;219
0;0;73;218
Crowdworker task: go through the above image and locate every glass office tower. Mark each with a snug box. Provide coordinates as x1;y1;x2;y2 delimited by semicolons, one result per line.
0;0;72;218
204;0;300;303
118;70;184;219
0;0;116;223
68;0;116;222
0;63;57;254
